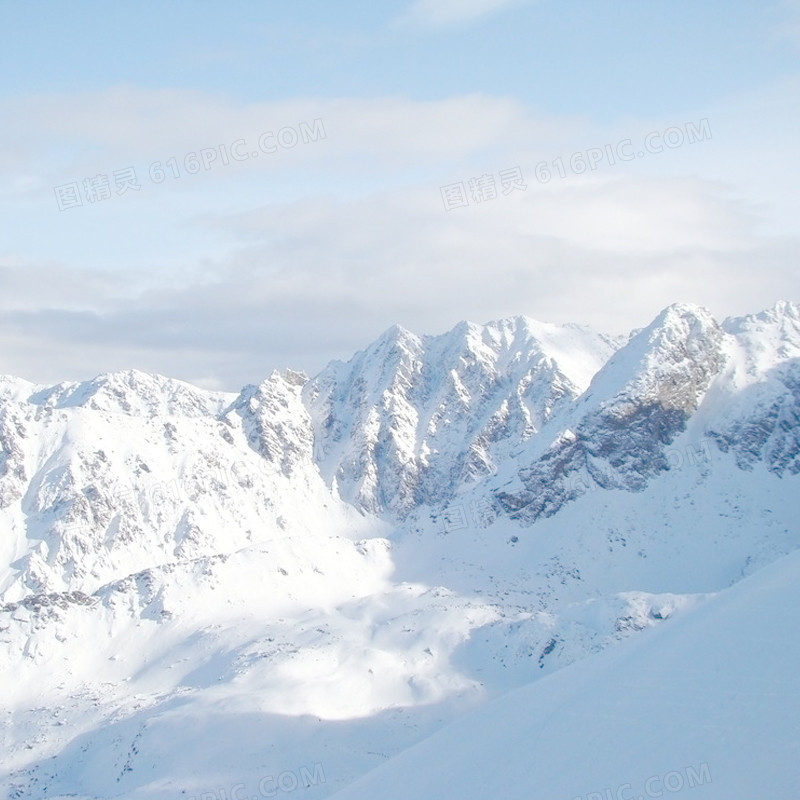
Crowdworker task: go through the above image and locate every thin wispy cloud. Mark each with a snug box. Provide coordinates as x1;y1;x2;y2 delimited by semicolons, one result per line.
2;170;796;389
777;0;800;43
398;0;527;28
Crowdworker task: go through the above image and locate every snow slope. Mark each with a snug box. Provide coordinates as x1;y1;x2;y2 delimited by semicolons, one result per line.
327;545;800;800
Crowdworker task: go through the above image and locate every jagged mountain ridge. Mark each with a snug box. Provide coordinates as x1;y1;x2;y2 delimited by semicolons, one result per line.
494;301;800;522
0;315;621;600
0;369;374;602
304;316;621;518
2;303;799;601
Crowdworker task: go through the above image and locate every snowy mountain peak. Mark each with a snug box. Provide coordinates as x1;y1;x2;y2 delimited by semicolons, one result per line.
725;298;800;329
367;323;423;360
496;304;728;520
587;301;724;411
703;301;800;475
25;369;232;418
722;300;800;365
305;314;618;517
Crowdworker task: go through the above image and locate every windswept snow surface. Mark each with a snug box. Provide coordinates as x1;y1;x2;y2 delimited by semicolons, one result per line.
327;546;800;800
0;303;798;799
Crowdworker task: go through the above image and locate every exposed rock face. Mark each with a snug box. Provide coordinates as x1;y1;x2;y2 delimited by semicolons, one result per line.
304;317;619;517
708;302;800;475
497;304;727;521
492;302;800;523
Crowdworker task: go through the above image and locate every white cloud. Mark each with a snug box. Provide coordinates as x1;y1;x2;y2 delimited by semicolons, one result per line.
1;175;797;390
400;0;527;27
0;89;541;185
1;82;798;389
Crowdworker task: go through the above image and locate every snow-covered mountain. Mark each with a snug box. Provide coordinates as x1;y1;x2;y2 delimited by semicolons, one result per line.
0;368;376;603
1;302;798;799
495;301;800;521
304;317;619;518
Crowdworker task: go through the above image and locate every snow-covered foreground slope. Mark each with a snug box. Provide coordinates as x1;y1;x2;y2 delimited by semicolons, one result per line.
0;302;798;799
327;545;800;800
0;554;499;799
2;443;797;799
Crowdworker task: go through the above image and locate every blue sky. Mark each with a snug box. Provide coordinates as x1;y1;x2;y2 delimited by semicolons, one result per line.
1;0;799;388
2;1;792;113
